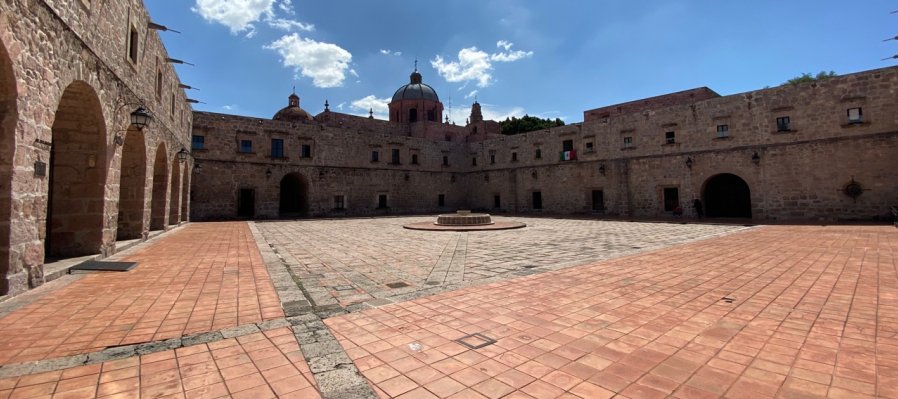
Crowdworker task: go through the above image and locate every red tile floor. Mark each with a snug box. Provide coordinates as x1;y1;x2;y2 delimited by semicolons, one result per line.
0;223;283;365
326;225;898;398
0;327;318;399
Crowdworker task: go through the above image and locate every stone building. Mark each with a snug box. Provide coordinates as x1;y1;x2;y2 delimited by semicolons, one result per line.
0;1;194;296
190;66;898;223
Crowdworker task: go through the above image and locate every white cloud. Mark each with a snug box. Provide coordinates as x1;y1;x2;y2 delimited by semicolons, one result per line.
379;49;402;56
193;0;274;34
350;95;390;119
278;0;294;14
221;104;240;111
267;17;315;32
465;90;478;100
265;33;352;88
349;69;359;77
336;102;346;110
431;40;532;87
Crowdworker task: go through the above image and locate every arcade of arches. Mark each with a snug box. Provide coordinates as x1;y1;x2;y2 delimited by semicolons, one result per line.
0;40;16;294
150;143;169;231
117;129;147;240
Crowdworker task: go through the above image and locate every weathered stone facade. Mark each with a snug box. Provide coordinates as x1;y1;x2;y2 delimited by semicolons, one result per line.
0;1;193;296
191;66;898;224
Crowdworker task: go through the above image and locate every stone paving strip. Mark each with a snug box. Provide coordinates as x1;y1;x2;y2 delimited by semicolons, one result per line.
256;216;746;313
325;225;898;398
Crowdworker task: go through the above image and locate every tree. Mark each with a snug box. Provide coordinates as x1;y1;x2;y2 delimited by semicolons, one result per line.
783;70;837;86
499;115;565;135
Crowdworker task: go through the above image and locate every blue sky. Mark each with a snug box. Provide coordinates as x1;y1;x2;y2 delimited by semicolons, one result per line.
145;0;898;123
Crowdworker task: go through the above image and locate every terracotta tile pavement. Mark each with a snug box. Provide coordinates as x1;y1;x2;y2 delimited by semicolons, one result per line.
0;222;283;365
0;327;320;399
325;225;898;398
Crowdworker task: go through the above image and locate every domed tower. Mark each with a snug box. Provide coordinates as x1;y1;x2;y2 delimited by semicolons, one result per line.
389;67;443;123
469;101;483;124
273;91;313;122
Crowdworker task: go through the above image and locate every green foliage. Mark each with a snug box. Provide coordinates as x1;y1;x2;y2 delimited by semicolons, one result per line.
500;115;565;135
783;70;837;86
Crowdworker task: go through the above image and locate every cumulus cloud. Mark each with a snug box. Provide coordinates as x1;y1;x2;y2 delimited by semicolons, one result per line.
379;49;402;56
267;17;315;32
465;90;478;100
278;0;294;14
431;40;532;87
350;95;390;119
265;33;353;88
193;0;275;34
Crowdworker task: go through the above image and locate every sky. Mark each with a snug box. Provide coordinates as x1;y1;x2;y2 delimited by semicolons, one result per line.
144;0;898;124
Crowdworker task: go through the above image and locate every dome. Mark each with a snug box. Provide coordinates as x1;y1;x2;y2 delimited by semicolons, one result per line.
391;71;440;102
273;93;314;122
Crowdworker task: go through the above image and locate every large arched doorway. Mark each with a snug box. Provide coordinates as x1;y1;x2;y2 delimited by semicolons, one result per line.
279;173;308;217
150;143;168;230
116;128;147;240
0;38;17;294
168;161;181;225
46;81;108;259
703;173;752;218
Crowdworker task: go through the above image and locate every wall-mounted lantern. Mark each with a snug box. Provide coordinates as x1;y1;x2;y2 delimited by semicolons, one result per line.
598;164;606;176
177;148;189;162
685;157;694;169
751;152;761;166
130;106;152;130
265;169;272;179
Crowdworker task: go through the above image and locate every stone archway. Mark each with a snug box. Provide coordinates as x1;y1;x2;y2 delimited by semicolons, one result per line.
150;143;168;230
703;173;752;218
279;173;308;217
180;167;189;222
0;38;17;294
168;160;181;225
116;128;146;240
46;81;108;259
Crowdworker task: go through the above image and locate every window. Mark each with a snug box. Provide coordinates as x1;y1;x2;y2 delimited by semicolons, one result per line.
301;144;312;158
391;149;400;164
623;136;633;148
535;149;542;159
665;131;676;144
156;70;163;99
128;27;139;63
717;124;729;138
427;109;436;121
847;107;863;124
334;195;345;210
561;139;576;161
409;108;418;122
377;194;388;209
563;140;574;152
438;194;445;207
170;93;175;115
442;156;449;166
493;195;501;208
511;152;518;162
411;154;418;165
191;135;205;150
490;154;496;164
371;150;379;162
271;138;284;158
239;139;253;153
585;142;594;152
445;135;452;142
472;157;477;166
776;116;791;132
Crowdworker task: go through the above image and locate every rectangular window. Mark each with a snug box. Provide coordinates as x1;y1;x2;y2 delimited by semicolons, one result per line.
665;131;676;144
490;154;496;164
623;136;633;148
334;195;345;210
472;157;477;166
592;190;605;212
411;154;418;164
377;194;388;209
585;142;594;152
239;139;252;153
391;149;400;164
191;135;205;150
493;195;501;208
535;149;542;159
156;70;163;99
717;124;729;138
371;150;379;162
562;140;574;152
128;27;139;63
301;144;312;158
532;191;543;210
847;107;863;123
438;194;445;207
776;116;791;132
271;138;284;158
442;156;449;166
511;152;518;162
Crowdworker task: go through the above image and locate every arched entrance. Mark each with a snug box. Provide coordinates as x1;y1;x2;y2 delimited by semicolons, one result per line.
150;143;168;230
0;38;17;294
116;128;147;240
279;173;308;217
46;81;108;258
703;173;752;218
168;161;181;225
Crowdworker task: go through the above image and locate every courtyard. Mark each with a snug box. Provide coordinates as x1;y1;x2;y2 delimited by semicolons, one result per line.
0;217;894;398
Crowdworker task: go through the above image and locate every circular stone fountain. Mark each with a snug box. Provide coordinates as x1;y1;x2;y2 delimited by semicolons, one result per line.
404;210;526;231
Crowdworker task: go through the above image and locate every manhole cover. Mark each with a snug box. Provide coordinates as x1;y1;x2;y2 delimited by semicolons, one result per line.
386;282;410;289
455;333;497;350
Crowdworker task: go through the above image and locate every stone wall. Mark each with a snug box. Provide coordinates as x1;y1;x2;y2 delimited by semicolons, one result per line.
0;0;193;295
